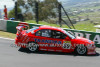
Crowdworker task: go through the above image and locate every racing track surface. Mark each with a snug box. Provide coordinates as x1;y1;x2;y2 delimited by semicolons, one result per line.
0;37;100;67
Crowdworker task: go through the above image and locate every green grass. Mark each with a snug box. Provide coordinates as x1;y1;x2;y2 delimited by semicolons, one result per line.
74;21;97;32
25;20;69;28
0;31;16;39
25;20;97;32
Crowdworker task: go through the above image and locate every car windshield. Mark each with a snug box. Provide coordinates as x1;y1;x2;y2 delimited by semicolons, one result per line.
26;27;39;33
63;30;76;39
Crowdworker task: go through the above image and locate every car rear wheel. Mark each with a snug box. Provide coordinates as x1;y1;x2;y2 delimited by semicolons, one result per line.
75;45;87;55
28;42;38;52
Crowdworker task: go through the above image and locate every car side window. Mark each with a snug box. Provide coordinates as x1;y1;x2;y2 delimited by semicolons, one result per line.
51;30;67;39
36;29;51;37
35;30;42;36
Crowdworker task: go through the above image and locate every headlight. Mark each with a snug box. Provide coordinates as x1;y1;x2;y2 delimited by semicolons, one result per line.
92;44;95;47
88;44;95;47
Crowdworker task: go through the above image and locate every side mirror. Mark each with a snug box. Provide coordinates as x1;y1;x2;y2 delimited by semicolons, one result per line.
31;31;34;34
65;37;71;40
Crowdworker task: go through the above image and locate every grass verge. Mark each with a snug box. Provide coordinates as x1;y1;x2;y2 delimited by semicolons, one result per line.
0;31;16;39
26;20;97;32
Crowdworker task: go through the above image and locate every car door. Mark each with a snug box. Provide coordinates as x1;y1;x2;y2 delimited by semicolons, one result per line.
49;30;72;52
35;29;53;51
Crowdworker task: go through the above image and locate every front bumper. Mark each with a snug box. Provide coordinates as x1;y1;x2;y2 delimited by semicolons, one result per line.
87;46;96;55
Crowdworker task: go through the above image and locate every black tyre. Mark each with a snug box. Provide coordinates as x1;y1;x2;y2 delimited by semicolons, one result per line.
75;45;87;55
28;42;39;52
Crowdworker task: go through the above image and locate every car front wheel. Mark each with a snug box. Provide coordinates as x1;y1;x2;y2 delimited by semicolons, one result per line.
75;45;87;55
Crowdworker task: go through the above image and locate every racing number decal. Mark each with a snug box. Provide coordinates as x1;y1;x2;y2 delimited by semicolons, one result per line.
63;41;71;49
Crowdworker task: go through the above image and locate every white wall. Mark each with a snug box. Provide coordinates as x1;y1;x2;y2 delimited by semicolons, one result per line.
0;19;7;31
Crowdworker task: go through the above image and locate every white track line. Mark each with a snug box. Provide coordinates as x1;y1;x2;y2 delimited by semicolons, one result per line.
0;37;14;40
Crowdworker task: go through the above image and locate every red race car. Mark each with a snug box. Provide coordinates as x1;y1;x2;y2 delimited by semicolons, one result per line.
15;25;96;55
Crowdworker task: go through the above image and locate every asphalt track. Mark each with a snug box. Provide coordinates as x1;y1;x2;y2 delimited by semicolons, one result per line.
0;37;100;67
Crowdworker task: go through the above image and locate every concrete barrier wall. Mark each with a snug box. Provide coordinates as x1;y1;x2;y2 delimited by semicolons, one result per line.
0;20;100;47
6;20;20;33
6;20;42;33
0;19;7;31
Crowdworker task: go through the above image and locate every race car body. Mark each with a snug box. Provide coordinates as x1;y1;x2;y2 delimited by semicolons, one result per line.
15;26;96;55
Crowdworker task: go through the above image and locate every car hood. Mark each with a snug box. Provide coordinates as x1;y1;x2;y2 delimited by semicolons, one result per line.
71;37;94;45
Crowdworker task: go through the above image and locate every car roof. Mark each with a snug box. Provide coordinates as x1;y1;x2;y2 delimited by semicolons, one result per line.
39;26;64;32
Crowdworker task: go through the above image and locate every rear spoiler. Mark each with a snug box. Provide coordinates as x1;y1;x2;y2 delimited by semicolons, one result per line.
17;22;29;30
16;26;25;31
16;26;26;34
